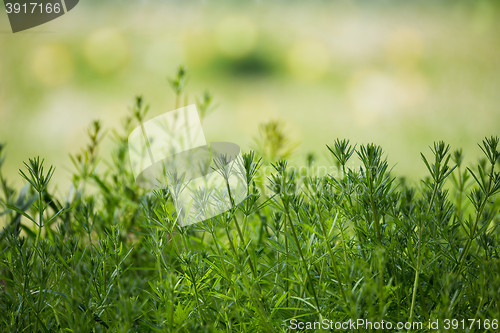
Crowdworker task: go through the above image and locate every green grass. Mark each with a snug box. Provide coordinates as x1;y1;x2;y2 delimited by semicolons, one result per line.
1;72;500;332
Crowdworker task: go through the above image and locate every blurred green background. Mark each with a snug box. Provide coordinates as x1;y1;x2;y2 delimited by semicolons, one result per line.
0;0;499;191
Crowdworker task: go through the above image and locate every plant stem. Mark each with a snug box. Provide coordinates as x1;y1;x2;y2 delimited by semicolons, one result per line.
317;200;347;304
284;206;320;312
455;199;487;275
408;183;438;329
456;161;494;274
367;171;381;244
225;180;257;279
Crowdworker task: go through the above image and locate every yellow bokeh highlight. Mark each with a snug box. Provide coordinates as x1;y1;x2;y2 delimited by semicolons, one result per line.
348;68;428;125
394;70;428;109
31;43;73;87
287;39;330;82
385;28;424;68
183;29;216;67
84;28;130;74
145;41;184;74
215;16;258;59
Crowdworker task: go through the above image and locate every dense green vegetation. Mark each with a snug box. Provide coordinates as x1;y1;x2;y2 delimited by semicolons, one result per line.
1;74;499;332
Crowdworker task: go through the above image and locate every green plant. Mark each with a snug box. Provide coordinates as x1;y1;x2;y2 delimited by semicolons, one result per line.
1;68;499;332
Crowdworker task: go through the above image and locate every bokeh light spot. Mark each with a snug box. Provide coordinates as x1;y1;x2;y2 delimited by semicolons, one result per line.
394;70;428;109
145;41;184;74
287;39;330;82
215;16;258;59
349;69;397;124
348;68;428;125
183;29;216;67
31;43;74;87
385;28;424;69
84;28;130;74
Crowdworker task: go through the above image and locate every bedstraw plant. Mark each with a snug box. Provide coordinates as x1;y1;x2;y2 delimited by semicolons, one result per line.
1;68;499;332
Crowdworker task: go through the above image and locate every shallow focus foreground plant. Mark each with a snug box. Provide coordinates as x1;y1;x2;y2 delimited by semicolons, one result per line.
1;67;499;331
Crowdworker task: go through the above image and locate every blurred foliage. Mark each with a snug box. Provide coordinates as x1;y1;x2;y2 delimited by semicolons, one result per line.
1;0;500;189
